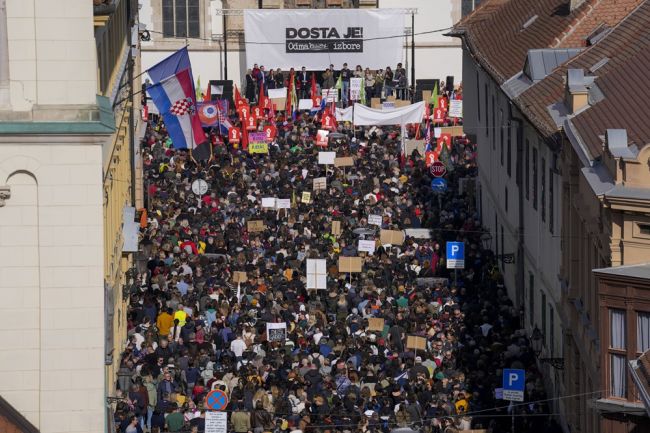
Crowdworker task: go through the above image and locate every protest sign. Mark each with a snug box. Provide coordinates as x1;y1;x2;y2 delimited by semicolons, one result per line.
406;335;427;351
261;197;276;208
380;229;405;245
368;318;385;332
334;157;354;167
350;77;362;101
248;132;269;154
449;99;463;118
404;139;425;158
298;99;313;110
232;271;248;283
368;214;382;226
318;152;336;165
331;221;341;236
205;411;227;433
313;177;327;191
306;259;327;290
338;257;362;273
358;239;376;254
275;198;291;209
247;220;265;232
301;192;312;204
316;130;329;147
266;322;287;342
403;228;431;239
322;89;338;102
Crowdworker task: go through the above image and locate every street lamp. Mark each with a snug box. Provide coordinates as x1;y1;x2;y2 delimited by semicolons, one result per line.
530;326;564;369
480;232;492;250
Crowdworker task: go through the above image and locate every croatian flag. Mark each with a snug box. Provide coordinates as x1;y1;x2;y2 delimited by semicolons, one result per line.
147;68;205;150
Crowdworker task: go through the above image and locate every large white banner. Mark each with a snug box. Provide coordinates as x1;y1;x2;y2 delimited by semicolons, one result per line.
353;102;425;126
243;9;406;70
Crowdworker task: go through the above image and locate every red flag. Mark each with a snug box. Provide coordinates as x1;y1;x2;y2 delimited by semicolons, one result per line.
286;71;294;113
258;81;267;111
242;129;249;151
235;85;245;108
205;82;211;101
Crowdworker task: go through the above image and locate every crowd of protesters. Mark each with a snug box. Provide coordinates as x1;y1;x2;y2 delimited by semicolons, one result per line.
243;62;416;107
112;76;562;433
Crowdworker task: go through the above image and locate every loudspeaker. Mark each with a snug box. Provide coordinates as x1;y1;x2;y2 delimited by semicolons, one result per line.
445;76;454;92
414;79;440;102
208;80;233;106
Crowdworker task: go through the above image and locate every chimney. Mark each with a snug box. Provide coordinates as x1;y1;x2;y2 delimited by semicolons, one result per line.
570;0;587;11
566;69;588;114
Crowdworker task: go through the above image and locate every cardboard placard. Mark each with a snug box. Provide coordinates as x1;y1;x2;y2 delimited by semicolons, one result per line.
358;239;376;254
368;318;385;332
261;197;276;208
275;198;291;209
370;97;381;109
247;220;265;232
332;220;341;236
395;100;411;108
406;335;427;351
403;228;431;239
232;271;248;283
301;192;312;204
404;139;425;158
380;229;405;246
270;97;287;110
313;177;327;191
334;157;354;167
338;256;363;273
386;95;396;102
318;152;336;165
306;258;327;290
422;90;432;104
439;125;464;136
368;214;382;226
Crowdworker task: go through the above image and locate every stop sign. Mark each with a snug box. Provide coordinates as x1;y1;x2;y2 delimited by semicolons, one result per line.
430;161;446;177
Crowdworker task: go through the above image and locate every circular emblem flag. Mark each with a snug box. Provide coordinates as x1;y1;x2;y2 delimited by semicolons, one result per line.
198;103;218;126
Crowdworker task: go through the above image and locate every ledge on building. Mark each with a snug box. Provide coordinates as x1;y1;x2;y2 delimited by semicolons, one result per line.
592;398;648;416
0;96;116;135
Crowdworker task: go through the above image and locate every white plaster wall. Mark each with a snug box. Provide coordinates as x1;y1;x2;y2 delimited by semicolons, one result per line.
0;143;105;433
5;0;97;111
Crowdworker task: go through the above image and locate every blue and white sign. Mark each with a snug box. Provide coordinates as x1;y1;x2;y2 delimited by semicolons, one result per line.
431;178;448;193
502;368;525;402
446;242;465;269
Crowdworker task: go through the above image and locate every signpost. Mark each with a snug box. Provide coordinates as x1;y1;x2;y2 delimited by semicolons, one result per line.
446;241;464;287
205;389;229;411
430;178;447;193
430;161;446;177
502;369;525;402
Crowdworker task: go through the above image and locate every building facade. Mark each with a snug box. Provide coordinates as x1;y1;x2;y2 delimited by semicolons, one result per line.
450;0;650;432
0;0;142;432
139;0;467;90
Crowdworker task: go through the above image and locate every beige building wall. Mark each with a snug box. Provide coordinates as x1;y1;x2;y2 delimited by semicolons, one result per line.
0;140;106;433
6;0;97;112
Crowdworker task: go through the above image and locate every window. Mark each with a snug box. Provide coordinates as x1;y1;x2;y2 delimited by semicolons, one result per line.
541;292;547;346
491;96;496;146
507;123;512;177
549;167;554;233
639;224;650;236
532;147;538;210
525;139;530;200
638;312;650;353
505;186;508;213
500;224;504;269
529;273;535;326
162;0;200;38
484;84;489;138
541;157;546;222
549;305;555;356
500;109;504;165
609;309;627;398
477;71;481;122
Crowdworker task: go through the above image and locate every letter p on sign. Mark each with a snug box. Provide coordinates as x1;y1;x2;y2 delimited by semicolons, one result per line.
509;373;518;387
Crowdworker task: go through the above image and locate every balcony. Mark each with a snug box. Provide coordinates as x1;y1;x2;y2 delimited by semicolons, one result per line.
94;0;134;97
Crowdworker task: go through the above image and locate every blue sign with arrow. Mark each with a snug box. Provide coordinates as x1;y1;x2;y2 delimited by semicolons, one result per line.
431;178;447;193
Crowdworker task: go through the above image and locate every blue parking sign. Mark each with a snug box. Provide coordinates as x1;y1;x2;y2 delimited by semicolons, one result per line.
502;368;525;402
446;242;464;269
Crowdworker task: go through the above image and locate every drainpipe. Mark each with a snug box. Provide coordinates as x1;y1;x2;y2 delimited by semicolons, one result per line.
127;0;136;206
0;0;11;109
509;103;525;311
